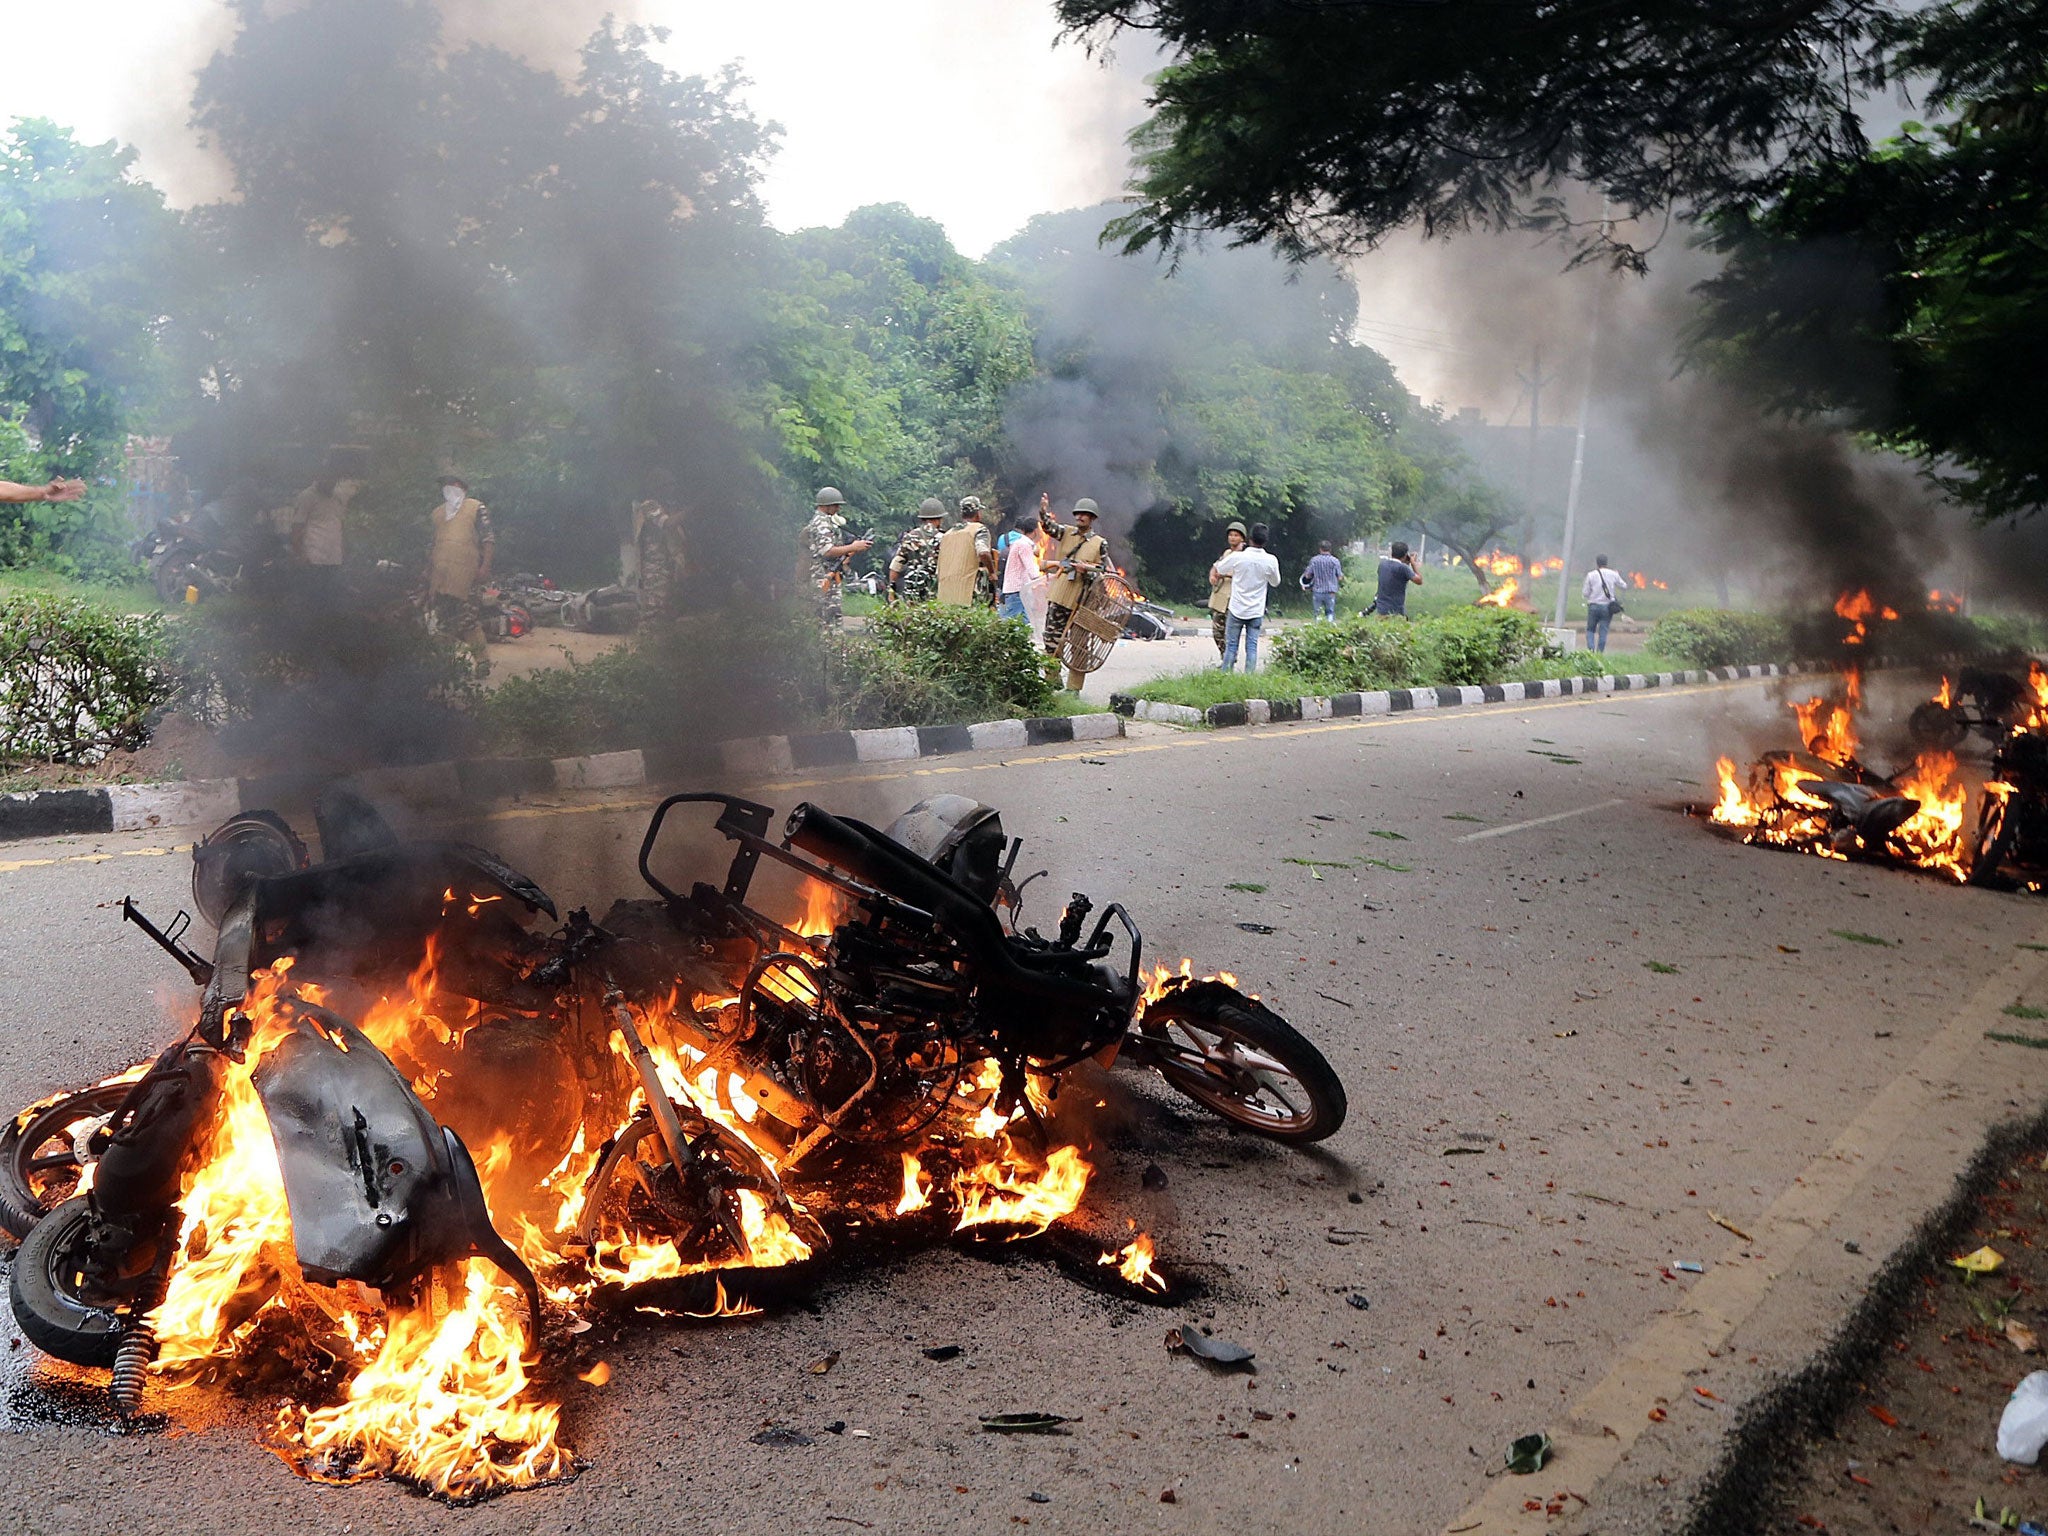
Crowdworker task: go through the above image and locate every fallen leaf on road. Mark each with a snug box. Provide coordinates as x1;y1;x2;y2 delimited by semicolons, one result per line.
808;1351;842;1375
1952;1246;2006;1275
1647;1407;1667;1422
1868;1404;1899;1427
2008;1320;2040;1353
979;1413;1070;1435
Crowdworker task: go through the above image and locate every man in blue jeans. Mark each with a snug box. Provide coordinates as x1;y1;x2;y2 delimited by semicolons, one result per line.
1212;522;1281;671
1582;554;1624;653
1300;540;1343;621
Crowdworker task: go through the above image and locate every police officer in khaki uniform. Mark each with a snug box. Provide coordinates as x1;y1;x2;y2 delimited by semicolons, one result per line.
1208;519;1248;657
427;474;494;666
936;497;995;606
1038;493;1109;691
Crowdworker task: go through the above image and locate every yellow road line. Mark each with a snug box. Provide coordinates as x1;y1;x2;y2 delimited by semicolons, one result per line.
1439;928;2048;1535
0;677;1766;873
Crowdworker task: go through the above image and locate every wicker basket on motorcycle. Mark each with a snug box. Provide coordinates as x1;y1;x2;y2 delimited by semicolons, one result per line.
1059;570;1138;677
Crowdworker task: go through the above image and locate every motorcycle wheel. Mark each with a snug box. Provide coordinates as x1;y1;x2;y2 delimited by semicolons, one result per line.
1139;990;1347;1143
9;1196;126;1367
0;1081;133;1239
1970;791;2018;888
1907;702;1970;751
153;560;196;606
583;1107;824;1267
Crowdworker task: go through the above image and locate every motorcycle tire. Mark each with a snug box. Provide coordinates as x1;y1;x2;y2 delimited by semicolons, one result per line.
153;561;196;606
0;1081;134;1239
1907;702;1969;752
9;1196;126;1367
1139;988;1347;1143
1970;791;2018;888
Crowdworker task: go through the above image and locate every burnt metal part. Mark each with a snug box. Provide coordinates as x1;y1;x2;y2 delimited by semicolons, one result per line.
120;898;213;986
191;809;307;929
312;785;399;862
251;1000;538;1328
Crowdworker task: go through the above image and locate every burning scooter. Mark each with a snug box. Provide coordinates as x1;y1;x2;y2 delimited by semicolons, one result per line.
2;788;1344;1495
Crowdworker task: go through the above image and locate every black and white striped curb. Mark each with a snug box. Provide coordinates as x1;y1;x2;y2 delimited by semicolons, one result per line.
0;712;1124;845
1109;653;1994;730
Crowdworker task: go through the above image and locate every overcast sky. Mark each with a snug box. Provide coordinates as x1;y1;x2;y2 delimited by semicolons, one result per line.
0;1;1578;415
0;0;1157;258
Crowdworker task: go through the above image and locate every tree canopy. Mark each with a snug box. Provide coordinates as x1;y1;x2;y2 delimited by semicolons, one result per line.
1692;0;2048;518
0;0;1514;592
1055;0;2048;520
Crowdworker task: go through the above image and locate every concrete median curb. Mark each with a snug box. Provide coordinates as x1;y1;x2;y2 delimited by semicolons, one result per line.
0;710;1126;845
1109;651;1995;732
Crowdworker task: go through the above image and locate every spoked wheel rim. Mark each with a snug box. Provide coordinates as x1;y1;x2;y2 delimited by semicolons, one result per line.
1143;1016;1319;1135
579;1108;822;1270
2;1082;135;1237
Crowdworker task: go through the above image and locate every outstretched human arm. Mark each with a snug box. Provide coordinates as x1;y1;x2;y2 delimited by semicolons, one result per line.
0;478;85;504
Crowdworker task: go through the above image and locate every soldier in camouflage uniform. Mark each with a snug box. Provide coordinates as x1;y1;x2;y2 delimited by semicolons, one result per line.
888;498;947;604
801;487;872;627
634;497;687;627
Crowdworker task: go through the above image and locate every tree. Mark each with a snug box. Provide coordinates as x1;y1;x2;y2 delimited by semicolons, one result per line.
0;119;183;572
1691;0;2048;518
988;203;1417;594
172;0;785;579
1054;0;1885;271
764;204;1036;521
1397;419;1514;594
1055;0;2048;520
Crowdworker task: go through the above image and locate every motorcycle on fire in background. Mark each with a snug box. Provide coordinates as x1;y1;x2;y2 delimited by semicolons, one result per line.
3;788;1345;1395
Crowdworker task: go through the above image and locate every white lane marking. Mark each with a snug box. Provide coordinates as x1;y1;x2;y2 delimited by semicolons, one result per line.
1456;797;1626;842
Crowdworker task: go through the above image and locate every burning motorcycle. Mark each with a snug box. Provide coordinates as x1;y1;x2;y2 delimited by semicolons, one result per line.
1969;731;2048;888
1908;667;2031;751
4;787;1344;1428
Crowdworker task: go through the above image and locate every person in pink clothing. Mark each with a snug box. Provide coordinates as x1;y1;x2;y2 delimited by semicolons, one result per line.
998;522;1048;630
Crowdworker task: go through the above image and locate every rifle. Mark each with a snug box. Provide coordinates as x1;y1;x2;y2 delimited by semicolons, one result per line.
819;526;880;594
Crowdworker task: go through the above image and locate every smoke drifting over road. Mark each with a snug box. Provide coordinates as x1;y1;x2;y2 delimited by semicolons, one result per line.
1344;220;1986;611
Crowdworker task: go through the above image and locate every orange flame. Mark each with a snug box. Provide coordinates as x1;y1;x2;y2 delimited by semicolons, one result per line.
895;1151;932;1215
1100;1231;1167;1293
1477;577;1519;609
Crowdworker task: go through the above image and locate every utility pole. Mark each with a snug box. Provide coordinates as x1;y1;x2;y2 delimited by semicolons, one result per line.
1552;202;1612;632
1514;345;1556;572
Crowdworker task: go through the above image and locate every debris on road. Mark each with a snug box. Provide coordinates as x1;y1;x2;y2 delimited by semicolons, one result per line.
1953;1246;2007;1276
1504;1432;1553;1474
978;1413;1070;1435
1709;1210;1755;1242
1167;1326;1256;1370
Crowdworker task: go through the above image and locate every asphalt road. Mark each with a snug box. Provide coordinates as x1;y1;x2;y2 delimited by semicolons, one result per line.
6;668;2048;1536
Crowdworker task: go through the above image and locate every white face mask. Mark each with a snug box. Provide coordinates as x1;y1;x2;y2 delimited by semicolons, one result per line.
442;486;464;511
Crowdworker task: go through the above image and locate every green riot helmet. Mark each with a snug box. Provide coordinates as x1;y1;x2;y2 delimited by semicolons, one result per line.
1071;498;1101;519
814;487;846;508
918;497;946;520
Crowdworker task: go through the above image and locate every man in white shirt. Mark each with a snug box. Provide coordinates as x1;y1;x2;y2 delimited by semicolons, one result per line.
1211;521;1282;672
1582;554;1624;653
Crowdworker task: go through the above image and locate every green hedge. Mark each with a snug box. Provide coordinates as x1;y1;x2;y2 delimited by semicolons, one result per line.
1266;608;1546;692
1645;609;1793;668
0;595;174;765
482;601;1060;756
